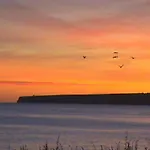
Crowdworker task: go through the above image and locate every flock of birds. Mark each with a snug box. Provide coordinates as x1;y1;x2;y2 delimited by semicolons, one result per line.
82;51;135;68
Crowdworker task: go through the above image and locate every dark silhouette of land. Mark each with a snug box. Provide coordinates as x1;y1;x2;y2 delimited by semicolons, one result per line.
17;93;150;105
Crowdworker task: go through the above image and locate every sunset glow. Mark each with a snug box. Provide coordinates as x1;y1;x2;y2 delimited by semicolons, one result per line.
0;0;150;102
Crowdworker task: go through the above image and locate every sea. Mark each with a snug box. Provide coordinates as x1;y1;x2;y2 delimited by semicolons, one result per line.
0;104;150;150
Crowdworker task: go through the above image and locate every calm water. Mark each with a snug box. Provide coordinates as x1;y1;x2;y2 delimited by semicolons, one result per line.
0;104;150;150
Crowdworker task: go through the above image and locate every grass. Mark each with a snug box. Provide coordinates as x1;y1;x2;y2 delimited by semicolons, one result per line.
8;134;150;150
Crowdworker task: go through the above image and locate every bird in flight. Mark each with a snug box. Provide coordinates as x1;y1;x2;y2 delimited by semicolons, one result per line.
113;51;119;59
83;56;86;59
131;56;135;59
114;51;118;54
113;56;118;59
119;64;124;68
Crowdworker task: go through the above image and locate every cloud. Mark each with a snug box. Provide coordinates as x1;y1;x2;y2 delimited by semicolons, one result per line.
1;0;150;52
0;50;86;62
69;0;150;35
0;80;97;86
0;0;81;58
0;0;76;32
1;0;150;32
17;0;150;21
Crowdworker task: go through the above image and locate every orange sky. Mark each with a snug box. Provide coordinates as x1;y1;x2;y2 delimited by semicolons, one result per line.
0;0;150;102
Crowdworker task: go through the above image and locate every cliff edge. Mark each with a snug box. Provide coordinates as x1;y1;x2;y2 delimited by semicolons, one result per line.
17;93;150;105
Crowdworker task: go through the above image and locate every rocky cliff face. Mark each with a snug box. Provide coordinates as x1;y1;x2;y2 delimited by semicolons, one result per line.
17;93;150;105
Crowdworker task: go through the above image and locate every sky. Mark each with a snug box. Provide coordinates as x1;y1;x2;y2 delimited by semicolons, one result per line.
0;0;150;102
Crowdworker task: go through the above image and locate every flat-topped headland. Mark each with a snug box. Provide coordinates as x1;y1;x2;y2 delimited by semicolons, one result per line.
17;93;150;105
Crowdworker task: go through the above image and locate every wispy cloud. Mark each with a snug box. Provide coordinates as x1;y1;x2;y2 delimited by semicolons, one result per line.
0;80;97;86
0;50;86;62
17;0;150;21
0;0;75;30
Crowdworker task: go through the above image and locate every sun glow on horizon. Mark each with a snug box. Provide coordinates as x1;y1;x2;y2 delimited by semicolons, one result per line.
0;0;150;101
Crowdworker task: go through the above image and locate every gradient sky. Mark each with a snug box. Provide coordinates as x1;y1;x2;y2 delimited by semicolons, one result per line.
0;0;150;102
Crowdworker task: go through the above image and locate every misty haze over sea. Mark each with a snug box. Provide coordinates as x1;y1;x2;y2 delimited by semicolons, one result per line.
0;103;150;149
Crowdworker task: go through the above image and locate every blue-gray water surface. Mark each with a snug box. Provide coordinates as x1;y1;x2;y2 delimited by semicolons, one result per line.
0;104;150;150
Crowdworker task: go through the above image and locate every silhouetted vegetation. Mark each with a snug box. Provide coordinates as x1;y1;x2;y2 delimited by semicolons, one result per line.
9;134;150;150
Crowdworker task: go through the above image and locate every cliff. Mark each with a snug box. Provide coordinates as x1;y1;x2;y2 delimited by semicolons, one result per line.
17;93;150;105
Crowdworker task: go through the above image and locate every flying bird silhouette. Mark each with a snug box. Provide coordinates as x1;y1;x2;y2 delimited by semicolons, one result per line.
114;51;118;54
113;51;119;59
131;56;135;59
113;56;118;59
119;64;124;68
